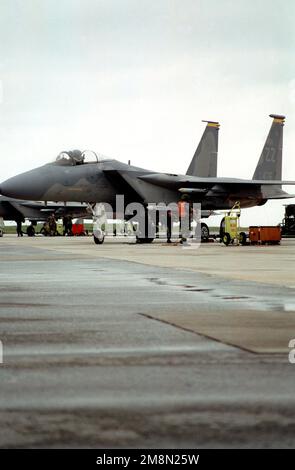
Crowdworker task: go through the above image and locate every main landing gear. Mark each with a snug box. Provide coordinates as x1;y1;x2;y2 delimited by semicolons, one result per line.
135;207;155;244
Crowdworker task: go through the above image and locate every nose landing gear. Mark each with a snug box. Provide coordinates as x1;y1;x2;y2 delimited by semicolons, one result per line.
89;203;106;245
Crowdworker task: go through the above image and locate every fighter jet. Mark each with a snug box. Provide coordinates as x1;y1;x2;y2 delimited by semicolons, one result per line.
0;114;294;244
0;123;219;239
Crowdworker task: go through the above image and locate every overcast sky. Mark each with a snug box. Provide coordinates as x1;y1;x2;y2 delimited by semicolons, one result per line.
0;0;294;225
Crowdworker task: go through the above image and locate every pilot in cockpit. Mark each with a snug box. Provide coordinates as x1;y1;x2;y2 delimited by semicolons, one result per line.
55;149;99;166
68;149;85;165
56;149;84;166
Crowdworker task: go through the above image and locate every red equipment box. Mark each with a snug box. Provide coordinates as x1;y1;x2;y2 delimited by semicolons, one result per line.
72;223;84;236
249;226;281;245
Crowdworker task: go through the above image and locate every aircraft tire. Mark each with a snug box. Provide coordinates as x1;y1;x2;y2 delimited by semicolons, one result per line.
136;236;154;244
94;234;105;245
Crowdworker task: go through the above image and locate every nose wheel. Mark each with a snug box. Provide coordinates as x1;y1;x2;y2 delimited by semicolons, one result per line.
93;230;105;245
89;203;106;245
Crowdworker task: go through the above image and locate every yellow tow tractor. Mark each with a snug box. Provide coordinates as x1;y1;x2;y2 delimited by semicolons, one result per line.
221;201;247;246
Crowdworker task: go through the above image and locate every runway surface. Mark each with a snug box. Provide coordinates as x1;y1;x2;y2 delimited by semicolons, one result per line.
0;235;295;448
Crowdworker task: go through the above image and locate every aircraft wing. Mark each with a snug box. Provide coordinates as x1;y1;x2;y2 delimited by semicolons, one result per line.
104;169;179;203
103;167;295;204
138;173;295;187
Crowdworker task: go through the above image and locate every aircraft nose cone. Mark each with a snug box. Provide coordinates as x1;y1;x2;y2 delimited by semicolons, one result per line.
0;168;47;200
1;177;23;199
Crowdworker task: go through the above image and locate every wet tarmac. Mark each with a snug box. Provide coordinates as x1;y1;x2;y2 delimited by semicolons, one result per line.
0;235;295;448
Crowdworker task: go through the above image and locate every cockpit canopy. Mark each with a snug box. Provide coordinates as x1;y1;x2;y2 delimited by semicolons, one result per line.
55;149;99;166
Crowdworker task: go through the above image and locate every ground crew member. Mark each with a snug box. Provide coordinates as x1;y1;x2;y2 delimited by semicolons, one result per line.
178;195;190;243
48;215;57;236
16;218;24;237
63;215;73;236
166;209;172;243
